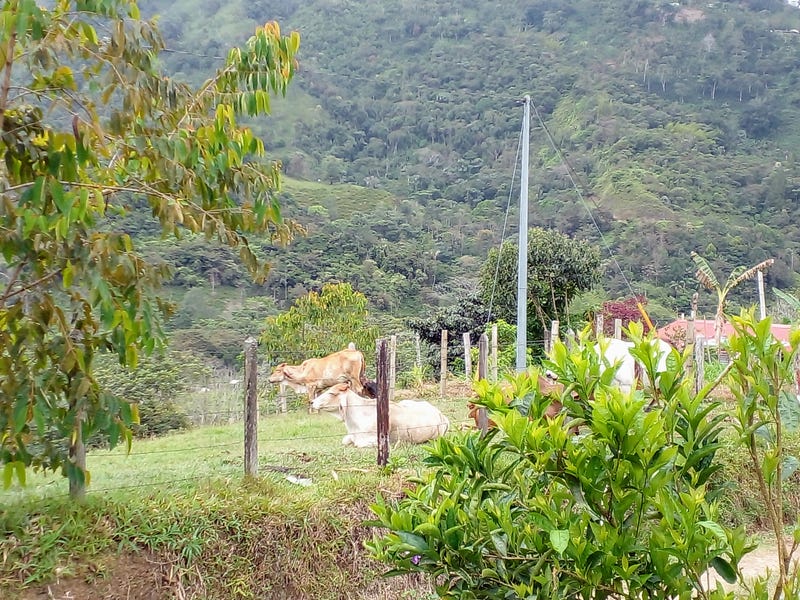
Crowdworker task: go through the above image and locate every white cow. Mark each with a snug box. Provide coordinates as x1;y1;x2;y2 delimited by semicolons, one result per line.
311;382;450;448
595;338;673;393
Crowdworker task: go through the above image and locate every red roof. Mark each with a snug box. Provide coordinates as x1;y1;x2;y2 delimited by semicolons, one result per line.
657;318;793;347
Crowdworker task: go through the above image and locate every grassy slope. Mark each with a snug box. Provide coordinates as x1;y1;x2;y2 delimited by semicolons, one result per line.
281;176;397;219
0;390;470;599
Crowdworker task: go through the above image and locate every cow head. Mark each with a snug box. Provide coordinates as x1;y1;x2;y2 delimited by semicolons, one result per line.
311;382;351;412
268;363;287;384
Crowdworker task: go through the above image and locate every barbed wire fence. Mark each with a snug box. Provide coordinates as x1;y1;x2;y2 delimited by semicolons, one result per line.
55;331;488;498
18;317;730;499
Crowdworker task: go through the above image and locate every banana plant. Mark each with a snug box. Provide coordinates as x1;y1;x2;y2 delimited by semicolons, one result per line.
691;252;774;349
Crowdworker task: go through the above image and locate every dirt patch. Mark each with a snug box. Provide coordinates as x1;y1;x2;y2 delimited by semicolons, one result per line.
9;551;177;600
704;543;790;591
674;7;705;23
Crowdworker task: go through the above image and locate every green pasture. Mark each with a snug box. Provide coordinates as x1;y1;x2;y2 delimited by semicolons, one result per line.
2;391;472;505
0;393;471;598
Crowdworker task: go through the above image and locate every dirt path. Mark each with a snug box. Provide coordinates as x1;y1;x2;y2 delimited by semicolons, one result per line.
704;543;785;591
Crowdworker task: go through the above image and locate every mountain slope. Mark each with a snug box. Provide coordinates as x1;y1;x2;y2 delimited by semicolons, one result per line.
139;0;800;314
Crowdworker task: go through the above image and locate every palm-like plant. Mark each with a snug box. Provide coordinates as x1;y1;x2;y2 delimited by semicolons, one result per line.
691;252;774;348
774;287;800;314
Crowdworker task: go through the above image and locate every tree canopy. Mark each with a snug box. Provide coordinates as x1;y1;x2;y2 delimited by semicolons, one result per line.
0;0;300;491
260;282;379;363
479;227;601;342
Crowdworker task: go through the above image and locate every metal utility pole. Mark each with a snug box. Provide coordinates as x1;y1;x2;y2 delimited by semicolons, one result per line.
516;95;530;372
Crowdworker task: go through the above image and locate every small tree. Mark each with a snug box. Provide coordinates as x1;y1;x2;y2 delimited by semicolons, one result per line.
368;332;750;598
599;295;649;337
0;0;300;494
479;228;601;345
405;290;492;370
725;311;800;600
260;282;379;361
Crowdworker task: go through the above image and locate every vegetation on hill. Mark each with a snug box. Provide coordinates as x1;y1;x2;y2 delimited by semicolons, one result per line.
132;0;800;331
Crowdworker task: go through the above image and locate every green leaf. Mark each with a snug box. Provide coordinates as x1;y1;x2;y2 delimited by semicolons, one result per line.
13;396;29;434
413;523;441;539
62;261;74;288
782;456;800;481
396;531;428;553
491;531;508;557
3;463;13;489
698;521;727;543
549;529;569;555
710;556;737;584
14;461;26;487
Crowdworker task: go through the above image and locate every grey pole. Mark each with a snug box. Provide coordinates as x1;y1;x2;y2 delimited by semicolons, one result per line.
516;95;530;372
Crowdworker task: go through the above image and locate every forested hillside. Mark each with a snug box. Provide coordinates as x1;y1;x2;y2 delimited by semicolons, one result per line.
137;0;800;326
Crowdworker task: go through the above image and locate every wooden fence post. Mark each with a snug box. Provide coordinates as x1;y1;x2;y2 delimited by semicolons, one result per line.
244;336;259;478
440;329;448;397
491;324;498;382
694;335;705;395
688;294;698;345
613;318;622;339
550;320;560;352
477;334;489;435
415;332;421;369
278;381;287;414
595;313;604;339
68;407;86;499
463;333;472;380
376;339;390;467
389;334;397;402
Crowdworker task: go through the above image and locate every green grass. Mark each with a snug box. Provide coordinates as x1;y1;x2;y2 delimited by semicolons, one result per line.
0;394;470;598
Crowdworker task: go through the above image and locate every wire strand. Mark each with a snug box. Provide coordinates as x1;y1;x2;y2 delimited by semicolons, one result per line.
529;98;640;300
485;113;524;327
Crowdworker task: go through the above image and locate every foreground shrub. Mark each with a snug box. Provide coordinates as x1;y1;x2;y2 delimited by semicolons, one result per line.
368;327;751;599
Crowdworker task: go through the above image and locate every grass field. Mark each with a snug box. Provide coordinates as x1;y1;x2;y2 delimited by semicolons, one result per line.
0;388;472;599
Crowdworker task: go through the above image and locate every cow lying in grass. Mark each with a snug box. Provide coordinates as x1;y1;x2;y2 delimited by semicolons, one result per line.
311;382;450;448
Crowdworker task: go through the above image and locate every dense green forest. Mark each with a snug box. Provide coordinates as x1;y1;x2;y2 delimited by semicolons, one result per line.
129;0;800;361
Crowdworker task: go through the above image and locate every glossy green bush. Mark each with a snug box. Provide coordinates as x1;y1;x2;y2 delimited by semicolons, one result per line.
368;327;751;599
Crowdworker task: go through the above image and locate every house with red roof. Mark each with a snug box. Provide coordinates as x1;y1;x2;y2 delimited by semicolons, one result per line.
657;318;793;349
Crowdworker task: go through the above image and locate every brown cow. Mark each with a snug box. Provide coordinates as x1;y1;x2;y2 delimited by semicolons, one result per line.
268;349;368;405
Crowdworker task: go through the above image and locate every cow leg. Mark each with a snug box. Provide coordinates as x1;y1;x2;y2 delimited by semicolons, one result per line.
307;385;318;413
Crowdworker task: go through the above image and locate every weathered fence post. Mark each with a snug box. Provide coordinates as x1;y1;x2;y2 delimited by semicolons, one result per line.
687;293;698;345
463;333;472;380
491;323;498;382
595;313;604;339
550;320;560;352
440;329;448;397
376;339;390;467
477;334;489;435
684;294;698;378
69;408;86;499
613;318;622;339
415;332;421;369
389;334;397;402
244;336;259;478
694;335;705;395
278;381;288;414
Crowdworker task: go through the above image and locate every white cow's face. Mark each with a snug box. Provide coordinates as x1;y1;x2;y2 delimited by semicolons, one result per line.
311;383;348;412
